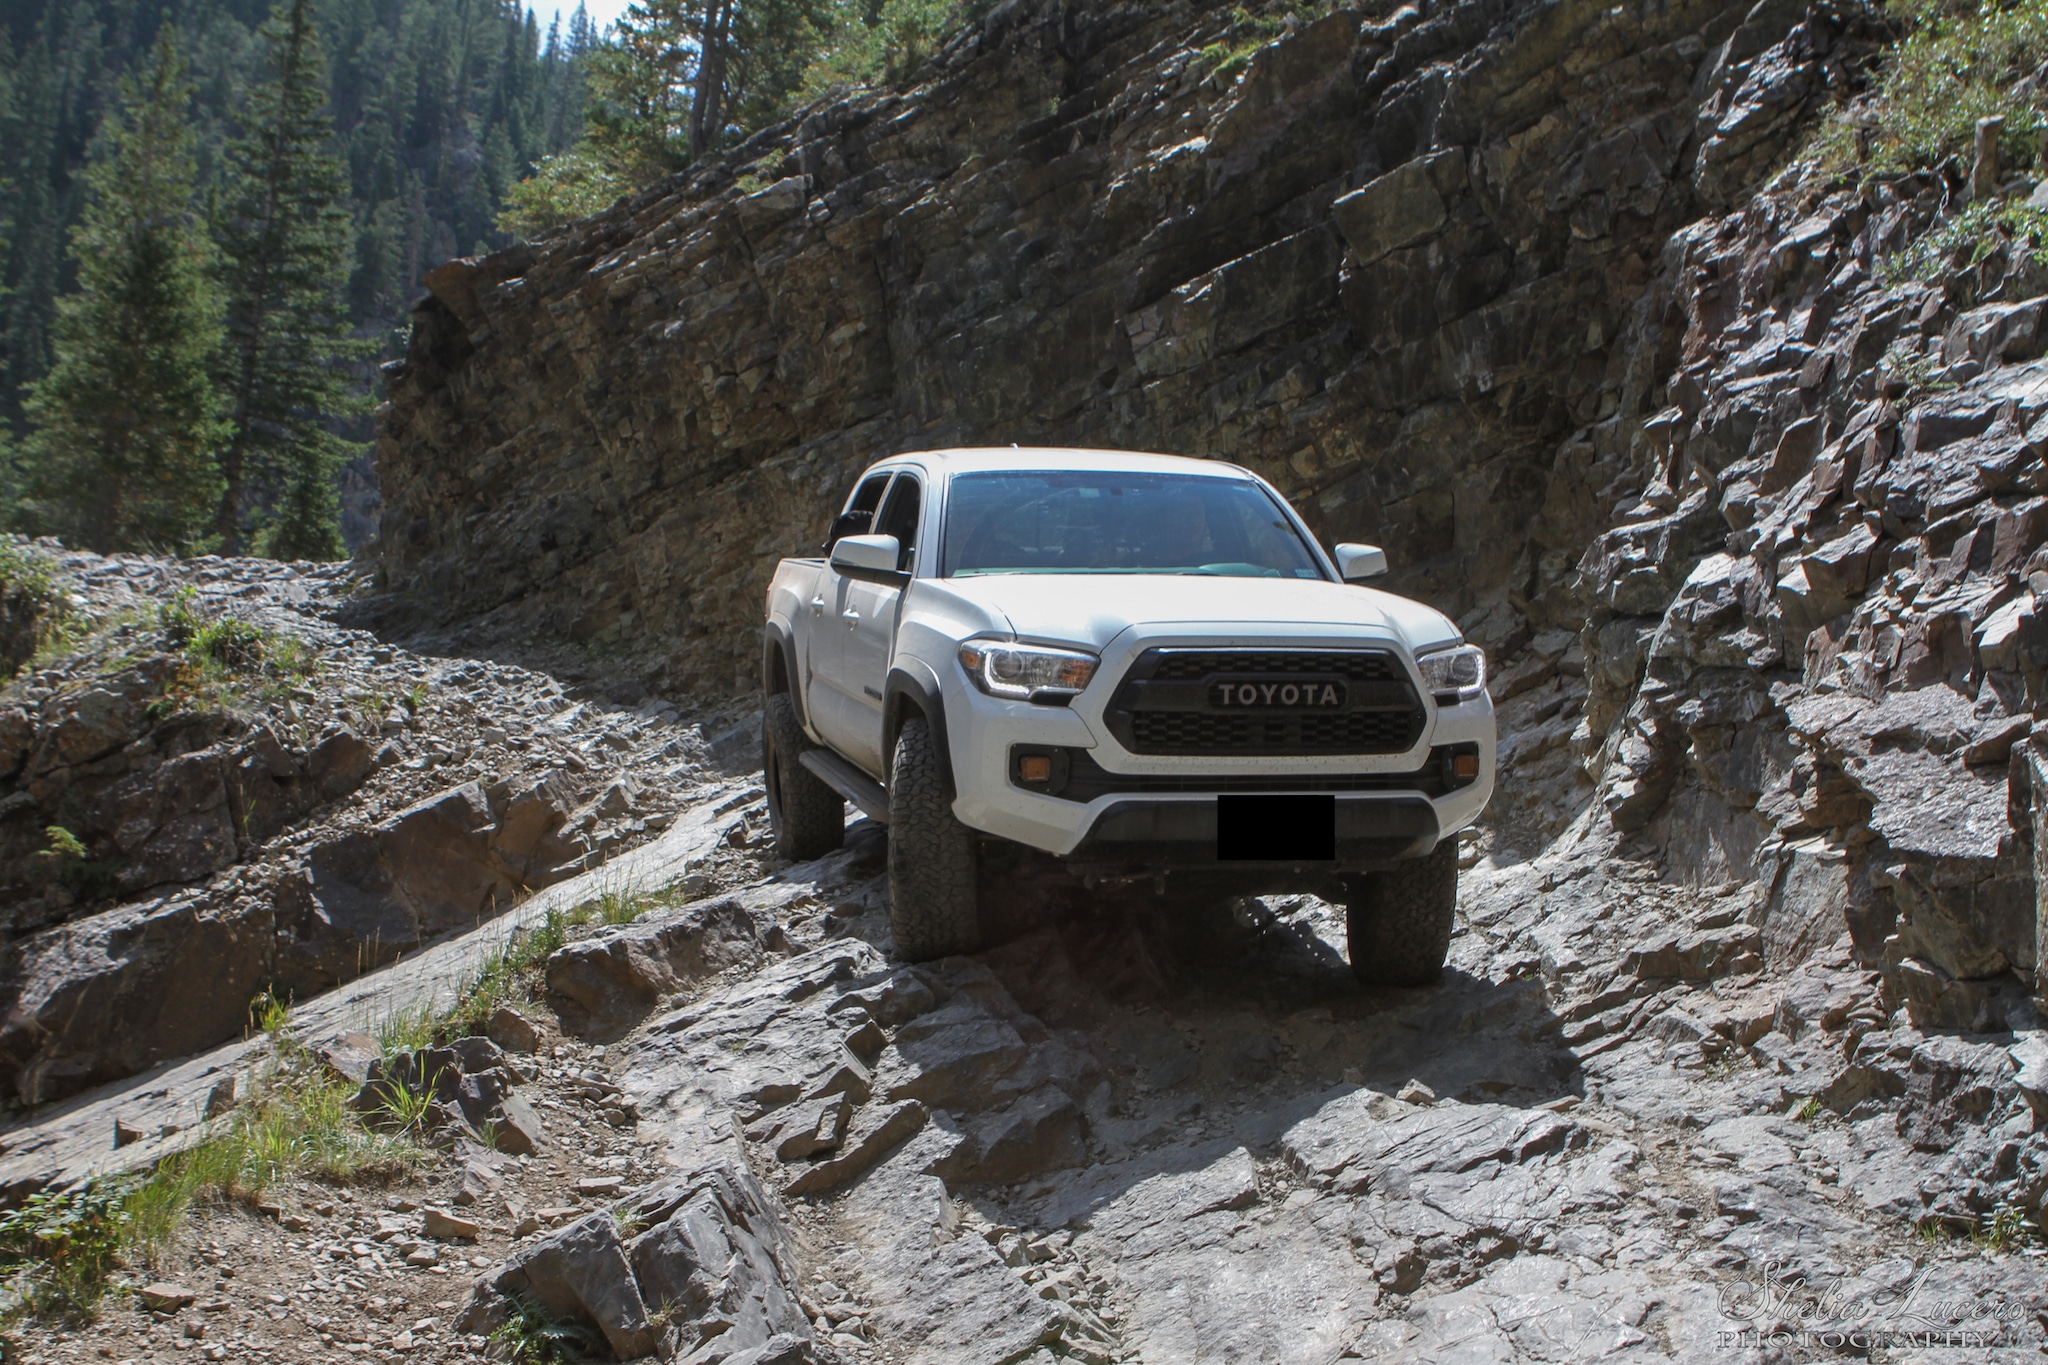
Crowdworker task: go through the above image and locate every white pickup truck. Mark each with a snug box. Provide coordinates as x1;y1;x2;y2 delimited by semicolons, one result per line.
761;448;1495;981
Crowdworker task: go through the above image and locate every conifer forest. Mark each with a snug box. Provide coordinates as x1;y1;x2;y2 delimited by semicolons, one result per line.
0;0;954;555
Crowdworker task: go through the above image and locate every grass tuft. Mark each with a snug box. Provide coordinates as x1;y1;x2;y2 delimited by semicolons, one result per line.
1975;1205;2043;1251
374;1003;438;1058
438;877;685;1038
1;1003;425;1330
488;1294;605;1364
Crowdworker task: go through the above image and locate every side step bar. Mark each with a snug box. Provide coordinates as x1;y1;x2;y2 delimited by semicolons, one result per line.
799;749;891;824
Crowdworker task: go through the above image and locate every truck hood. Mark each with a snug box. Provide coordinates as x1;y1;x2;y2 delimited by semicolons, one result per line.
936;573;1460;653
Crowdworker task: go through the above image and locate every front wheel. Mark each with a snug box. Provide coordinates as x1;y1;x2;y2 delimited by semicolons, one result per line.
762;693;845;863
887;716;981;961
1346;839;1459;986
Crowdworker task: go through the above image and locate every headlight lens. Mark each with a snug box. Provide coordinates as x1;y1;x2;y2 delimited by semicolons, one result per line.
958;640;1098;701
1417;643;1486;701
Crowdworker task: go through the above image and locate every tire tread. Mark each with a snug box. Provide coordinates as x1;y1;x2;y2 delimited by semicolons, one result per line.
763;693;845;862
887;716;980;960
1346;840;1459;986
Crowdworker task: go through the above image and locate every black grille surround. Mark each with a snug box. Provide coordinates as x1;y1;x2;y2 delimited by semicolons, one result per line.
1043;746;1470;802
1106;648;1427;757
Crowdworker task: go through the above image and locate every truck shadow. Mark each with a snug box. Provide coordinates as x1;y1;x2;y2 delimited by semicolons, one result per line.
811;832;1588;1338
822;821;1582;1179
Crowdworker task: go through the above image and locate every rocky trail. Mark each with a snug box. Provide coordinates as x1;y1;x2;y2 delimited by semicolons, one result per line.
4;552;2044;1363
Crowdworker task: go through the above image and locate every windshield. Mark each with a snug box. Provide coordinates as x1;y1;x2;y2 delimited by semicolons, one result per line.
941;470;1326;579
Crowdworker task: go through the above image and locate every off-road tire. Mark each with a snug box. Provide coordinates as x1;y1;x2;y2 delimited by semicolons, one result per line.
887;716;981;961
762;693;844;862
1346;839;1459;986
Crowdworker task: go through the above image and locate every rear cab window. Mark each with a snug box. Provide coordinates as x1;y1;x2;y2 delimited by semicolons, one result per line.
826;471;894;552
874;473;922;572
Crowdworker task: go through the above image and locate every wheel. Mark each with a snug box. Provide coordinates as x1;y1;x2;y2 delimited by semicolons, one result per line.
1346;839;1459;986
762;693;845;862
887;715;981;961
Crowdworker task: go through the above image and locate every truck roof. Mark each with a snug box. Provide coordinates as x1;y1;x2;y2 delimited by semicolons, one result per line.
875;447;1252;477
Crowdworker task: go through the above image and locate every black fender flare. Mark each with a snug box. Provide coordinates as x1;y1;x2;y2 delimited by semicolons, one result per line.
763;622;805;728
884;666;952;789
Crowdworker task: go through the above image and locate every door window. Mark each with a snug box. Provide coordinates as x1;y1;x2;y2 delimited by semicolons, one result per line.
826;473;894;551
874;474;922;572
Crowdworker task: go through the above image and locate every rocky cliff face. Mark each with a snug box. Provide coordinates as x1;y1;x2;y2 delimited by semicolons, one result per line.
373;0;1850;697
1576;160;2048;1039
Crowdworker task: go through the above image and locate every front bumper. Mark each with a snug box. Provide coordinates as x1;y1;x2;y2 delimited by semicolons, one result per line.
940;642;1495;865
1066;794;1439;869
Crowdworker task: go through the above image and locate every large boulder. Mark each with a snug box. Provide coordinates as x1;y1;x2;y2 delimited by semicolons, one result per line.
458;1160;809;1363
274;778;586;990
544;896;779;1037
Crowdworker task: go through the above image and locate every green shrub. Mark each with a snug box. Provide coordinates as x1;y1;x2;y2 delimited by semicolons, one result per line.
29;823;118;902
489;1295;604;1364
157;585;202;648
803;0;993;95
1;539;72;675
496;150;633;239
187;616;267;673
37;826;87;862
1880;196;2048;281
0;539;58;604
1823;0;2048;177
0;1182;133;1323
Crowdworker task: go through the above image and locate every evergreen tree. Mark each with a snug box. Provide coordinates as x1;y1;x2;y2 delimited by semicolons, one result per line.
2;0;591;485
212;0;362;560
17;32;226;553
609;0;831;169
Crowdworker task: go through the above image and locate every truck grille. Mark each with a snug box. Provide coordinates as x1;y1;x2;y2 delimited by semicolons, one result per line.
1107;648;1426;757
1146;651;1404;682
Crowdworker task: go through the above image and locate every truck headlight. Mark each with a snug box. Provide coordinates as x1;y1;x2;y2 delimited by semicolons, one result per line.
958;640;1098;702
1417;643;1486;703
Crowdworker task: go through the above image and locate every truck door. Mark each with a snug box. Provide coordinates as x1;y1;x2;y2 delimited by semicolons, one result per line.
835;472;921;778
803;471;893;748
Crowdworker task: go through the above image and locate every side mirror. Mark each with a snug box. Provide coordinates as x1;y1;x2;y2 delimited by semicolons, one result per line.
829;533;906;584
823;509;873;553
1334;543;1388;582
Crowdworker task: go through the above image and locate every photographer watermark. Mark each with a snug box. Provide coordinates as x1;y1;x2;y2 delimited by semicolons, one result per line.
1716;1259;2033;1356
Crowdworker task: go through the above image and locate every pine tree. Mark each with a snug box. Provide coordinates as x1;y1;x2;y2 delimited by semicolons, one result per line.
212;0;363;560
16;32;226;553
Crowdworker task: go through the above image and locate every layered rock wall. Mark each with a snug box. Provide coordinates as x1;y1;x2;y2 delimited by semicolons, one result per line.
0;551;719;1108
374;0;1841;694
1575;171;2048;1031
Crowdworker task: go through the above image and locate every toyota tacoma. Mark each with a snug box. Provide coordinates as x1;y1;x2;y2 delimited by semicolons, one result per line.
761;448;1494;982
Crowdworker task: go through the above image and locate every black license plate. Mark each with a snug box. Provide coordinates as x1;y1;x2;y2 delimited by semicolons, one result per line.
1217;794;1336;861
1209;678;1347;708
